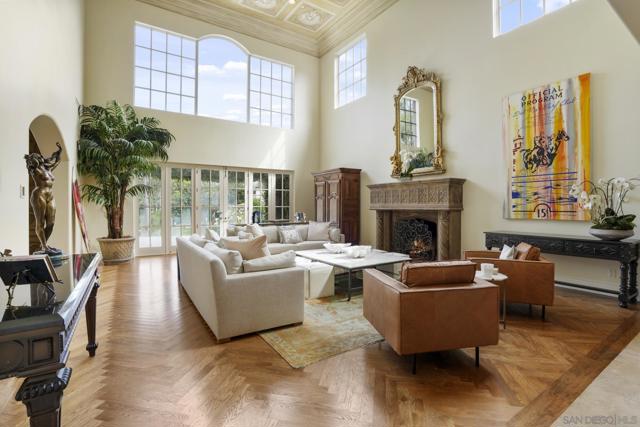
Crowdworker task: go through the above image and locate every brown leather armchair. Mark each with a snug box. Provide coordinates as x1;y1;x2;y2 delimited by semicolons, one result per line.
363;269;499;373
464;250;555;318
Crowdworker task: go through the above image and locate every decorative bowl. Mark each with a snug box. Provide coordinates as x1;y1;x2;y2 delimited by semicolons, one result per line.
588;228;634;241
343;245;372;258
323;242;351;253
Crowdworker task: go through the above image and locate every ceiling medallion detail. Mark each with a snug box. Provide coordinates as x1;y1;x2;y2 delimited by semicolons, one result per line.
238;0;288;16
287;2;335;32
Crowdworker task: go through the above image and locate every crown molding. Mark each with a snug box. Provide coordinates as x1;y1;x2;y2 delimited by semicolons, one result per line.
135;0;398;57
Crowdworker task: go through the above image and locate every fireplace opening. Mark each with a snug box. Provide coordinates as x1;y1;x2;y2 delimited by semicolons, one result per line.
392;218;437;261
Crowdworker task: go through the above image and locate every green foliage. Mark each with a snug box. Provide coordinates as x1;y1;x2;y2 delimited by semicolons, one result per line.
592;213;636;231
77;101;174;239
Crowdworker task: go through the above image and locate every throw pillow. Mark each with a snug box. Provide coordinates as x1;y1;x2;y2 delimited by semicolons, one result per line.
294;224;309;241
205;228;221;242
204;243;243;274
220;235;270;260
400;260;476;288
308;221;331;241
245;223;265;238
328;227;342;243
189;234;210;248
261;226;280;243
499;244;515;260
515;242;540;261
237;231;254;240
243;250;296;273
226;225;246;237
279;226;303;244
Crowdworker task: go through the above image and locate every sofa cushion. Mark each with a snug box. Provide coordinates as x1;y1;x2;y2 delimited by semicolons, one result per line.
515;242;541;261
295;241;327;251
237;231;254;240
294;225;309;241
261;225;280;244
400;260;476;288
204;228;221;242
246;223;265;238
268;243;298;254
499;244;515;260
329;228;342;243
243;250;296;273
204;243;243;274
226;225;246;237
220;235;270;260
279;226;303;244
308;221;331;241
189;234;210;248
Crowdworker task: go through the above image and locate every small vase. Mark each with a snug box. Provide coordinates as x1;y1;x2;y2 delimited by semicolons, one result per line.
588;228;635;241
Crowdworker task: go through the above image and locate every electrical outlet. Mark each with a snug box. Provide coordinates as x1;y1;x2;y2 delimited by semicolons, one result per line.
19;185;25;199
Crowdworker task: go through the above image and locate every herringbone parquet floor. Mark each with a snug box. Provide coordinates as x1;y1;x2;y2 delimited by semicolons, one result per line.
1;255;638;427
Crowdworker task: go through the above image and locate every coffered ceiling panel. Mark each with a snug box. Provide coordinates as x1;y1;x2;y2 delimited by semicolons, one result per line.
136;0;398;56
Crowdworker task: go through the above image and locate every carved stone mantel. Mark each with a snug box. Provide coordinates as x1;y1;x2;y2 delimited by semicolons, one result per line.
368;178;465;260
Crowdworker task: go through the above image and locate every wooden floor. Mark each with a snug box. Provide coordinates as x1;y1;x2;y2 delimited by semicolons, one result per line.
1;255;639;427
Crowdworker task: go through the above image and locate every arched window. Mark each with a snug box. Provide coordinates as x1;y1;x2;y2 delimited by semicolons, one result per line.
197;37;248;122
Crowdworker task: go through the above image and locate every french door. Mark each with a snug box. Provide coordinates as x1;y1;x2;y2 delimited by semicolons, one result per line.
135;164;291;256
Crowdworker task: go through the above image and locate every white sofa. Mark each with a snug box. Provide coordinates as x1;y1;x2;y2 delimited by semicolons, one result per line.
176;236;305;342
227;223;345;254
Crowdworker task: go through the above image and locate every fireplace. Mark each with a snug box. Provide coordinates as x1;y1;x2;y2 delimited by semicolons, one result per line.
368;178;465;261
392;217;437;260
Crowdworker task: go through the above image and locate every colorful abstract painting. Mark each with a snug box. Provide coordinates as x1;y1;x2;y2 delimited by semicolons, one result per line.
503;73;591;220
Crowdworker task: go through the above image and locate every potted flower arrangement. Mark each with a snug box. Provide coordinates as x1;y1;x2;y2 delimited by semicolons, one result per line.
570;177;639;241
399;145;434;178
77;101;173;263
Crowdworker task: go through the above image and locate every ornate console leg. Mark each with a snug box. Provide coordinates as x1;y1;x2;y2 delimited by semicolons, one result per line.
85;281;99;357
629;261;638;304
619;263;630;308
15;368;72;427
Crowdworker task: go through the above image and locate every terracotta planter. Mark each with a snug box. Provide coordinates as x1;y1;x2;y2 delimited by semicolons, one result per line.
97;236;136;264
588;228;634;241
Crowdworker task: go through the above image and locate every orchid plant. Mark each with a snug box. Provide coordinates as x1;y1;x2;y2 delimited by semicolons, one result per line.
570;177;640;230
399;145;434;176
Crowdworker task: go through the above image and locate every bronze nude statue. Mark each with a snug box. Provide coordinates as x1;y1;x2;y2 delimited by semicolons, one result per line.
24;143;63;256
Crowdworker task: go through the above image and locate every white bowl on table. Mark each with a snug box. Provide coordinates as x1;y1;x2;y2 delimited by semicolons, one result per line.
343;245;372;258
323;242;351;254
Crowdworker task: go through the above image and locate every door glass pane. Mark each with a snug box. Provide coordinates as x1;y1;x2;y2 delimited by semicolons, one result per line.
198;169;222;236
226;170;247;225
170;167;193;246
251;172;268;223
137;165;162;249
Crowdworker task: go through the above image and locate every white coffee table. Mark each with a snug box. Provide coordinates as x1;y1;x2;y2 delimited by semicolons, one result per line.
296;249;411;300
476;271;508;329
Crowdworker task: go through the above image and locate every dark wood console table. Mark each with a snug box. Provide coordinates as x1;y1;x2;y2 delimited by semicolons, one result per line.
0;253;101;426
484;231;639;308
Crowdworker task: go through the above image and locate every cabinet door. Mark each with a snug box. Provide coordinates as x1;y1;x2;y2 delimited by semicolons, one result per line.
327;179;340;226
315;181;326;222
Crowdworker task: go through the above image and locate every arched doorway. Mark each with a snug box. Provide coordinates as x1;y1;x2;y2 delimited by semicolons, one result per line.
27;115;70;254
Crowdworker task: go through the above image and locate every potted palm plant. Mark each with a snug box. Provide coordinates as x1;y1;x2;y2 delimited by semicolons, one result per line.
77;101;173;263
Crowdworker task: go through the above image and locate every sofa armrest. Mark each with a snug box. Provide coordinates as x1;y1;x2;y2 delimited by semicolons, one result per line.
464;250;500;259
363;269;402;352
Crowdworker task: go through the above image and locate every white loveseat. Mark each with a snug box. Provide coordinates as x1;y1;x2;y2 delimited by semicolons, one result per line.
226;223;345;254
176;236;305;341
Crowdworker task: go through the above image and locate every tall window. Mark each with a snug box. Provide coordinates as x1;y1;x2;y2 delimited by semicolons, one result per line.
198;169;222;235
274;173;291;221
170;168;193;245
137;166;163;249
198;37;248;122
494;0;580;36
133;23;294;129
399;98;418;146
134;24;196;114
335;37;367;108
249;57;294;129
227;171;247;225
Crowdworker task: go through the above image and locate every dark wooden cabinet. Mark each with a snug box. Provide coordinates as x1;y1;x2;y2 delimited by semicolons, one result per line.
312;168;361;244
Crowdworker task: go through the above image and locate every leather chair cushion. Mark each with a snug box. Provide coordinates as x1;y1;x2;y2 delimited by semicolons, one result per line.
515;242;541;261
400;260;476;288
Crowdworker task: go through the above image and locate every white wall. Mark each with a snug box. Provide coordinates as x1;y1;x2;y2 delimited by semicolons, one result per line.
0;0;84;255
320;0;640;291
83;0;321;249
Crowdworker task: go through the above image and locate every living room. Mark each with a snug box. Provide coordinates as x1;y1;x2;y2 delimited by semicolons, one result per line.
1;0;639;426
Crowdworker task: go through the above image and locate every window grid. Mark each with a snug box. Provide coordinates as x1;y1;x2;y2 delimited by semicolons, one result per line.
170;168;193;246
495;0;579;36
336;37;367;108
250;172;270;222
227;171;247;225
134;24;197;114
399;98;418;147
137;166;162;249
198;169;221;235
274;173;291;221
248;56;294;129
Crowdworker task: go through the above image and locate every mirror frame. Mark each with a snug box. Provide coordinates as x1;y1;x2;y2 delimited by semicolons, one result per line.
391;66;445;178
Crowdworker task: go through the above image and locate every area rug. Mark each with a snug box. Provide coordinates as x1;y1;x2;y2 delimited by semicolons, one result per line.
259;295;383;368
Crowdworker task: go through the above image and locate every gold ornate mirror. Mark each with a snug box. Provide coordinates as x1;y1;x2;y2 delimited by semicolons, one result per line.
391;66;444;177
